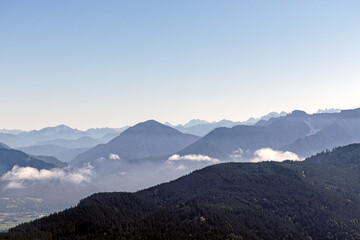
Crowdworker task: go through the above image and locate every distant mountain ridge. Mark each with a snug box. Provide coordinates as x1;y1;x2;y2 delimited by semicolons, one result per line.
0;126;127;163
0;125;126;148
31;155;68;168
178;108;360;160
0;129;24;135
1;108;359;165
35;136;101;149
72;120;200;166
0;147;57;175
166;111;287;136
282;108;360;157
18;124;83;139
18;144;89;163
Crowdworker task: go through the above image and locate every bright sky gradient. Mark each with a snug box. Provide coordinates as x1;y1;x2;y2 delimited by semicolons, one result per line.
1;0;360;130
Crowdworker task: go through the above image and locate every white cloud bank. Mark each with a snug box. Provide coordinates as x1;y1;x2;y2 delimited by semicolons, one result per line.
250;148;301;162
168;154;219;163
1;164;94;189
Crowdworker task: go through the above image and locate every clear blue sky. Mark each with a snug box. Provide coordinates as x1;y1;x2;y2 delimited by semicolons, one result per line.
1;0;360;130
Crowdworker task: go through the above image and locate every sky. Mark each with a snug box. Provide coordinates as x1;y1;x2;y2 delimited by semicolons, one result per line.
1;0;360;130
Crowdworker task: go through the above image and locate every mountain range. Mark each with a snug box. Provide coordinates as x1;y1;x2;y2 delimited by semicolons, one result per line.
4;144;360;239
72;120;200;166
282;109;360;157
18;145;88;163
2;108;360;180
0;125;126;149
0;146;57;176
165;111;288;136
0;125;127;162
178;108;360;160
1;107;360;233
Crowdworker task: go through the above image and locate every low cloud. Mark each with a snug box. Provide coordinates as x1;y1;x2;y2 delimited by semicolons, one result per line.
168;154;219;163
250;148;301;162
230;148;244;158
229;148;250;161
176;164;186;170
5;181;24;189
1;164;94;189
96;157;106;162
109;153;120;160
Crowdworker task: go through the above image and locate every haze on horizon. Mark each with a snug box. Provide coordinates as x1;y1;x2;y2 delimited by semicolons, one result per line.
1;0;360;130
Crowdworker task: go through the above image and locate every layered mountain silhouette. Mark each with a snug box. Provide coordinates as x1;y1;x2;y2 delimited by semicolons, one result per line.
31;155;68;168
3;108;360;166
72;120;200;166
0;125;123;149
178;109;360;160
4;144;360;239
167;111;287;136
85;127;128;139
0;133;20;149
282;109;360;157
0;147;57;175
35;136;101;149
19;144;90;163
0;125;125;163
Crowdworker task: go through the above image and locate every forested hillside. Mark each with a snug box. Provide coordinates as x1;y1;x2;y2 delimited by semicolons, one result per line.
3;144;360;239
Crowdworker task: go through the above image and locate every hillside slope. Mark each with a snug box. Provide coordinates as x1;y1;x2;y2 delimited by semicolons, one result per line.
0;148;56;175
72;120;200;166
283;109;360;157
4;144;360;239
178;109;360;160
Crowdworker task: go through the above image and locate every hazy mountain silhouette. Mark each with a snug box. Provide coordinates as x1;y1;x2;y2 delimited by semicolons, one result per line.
72;120;200;166
0;148;56;175
19;144;90;163
18;124;83;141
0;125;123;149
178;110;310;159
178;109;353;160
0;133;21;148
283;108;360;157
30;155;68;168
0;125;85;148
167;111;287;136
0;129;24;135
35;136;101;149
85;127;127;139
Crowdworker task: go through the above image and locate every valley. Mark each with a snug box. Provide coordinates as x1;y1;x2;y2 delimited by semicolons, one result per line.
2;1;358;238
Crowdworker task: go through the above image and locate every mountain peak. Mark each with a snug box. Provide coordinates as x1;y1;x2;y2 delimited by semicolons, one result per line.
183;119;209;128
289;110;308;117
72;120;200;165
35;124;75;133
124;119;170;133
53;124;74;130
119;120;182;137
56;124;70;128
140;119;161;125
130;120;167;129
